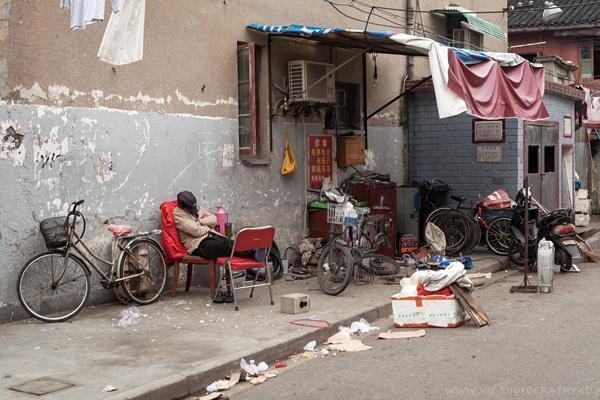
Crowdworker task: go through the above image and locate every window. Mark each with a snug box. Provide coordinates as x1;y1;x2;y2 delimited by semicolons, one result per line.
237;43;259;158
334;82;360;130
528;145;539;174
544;146;555;173
581;45;592;78
452;28;483;51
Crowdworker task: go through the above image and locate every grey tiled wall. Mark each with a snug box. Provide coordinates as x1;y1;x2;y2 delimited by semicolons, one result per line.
408;91;520;208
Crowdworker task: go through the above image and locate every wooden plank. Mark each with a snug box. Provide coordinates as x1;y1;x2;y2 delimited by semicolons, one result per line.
450;284;490;327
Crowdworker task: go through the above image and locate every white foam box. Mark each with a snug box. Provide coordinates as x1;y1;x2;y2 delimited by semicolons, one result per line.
575;213;591;227
280;293;310;314
391;293;465;328
577;189;589;200
575;199;592;213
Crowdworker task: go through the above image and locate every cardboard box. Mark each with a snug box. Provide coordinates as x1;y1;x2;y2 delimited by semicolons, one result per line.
281;293;310;314
391;294;465;328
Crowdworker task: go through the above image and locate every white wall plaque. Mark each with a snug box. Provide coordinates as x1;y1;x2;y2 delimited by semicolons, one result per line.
476;145;502;163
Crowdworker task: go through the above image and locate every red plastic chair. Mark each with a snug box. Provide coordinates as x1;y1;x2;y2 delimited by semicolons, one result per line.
216;226;276;311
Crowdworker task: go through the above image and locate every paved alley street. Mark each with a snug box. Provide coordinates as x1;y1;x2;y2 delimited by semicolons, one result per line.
228;264;600;400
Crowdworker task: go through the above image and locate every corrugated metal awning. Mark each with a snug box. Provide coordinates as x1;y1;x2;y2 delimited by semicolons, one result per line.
432;6;507;44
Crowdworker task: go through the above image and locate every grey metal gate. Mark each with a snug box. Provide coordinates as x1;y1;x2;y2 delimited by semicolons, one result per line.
526;123;559;210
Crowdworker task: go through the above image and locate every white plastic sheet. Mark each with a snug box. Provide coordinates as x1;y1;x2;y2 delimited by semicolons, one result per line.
98;0;146;65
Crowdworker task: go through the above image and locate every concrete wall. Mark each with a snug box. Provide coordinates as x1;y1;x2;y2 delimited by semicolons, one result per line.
0;0;412;322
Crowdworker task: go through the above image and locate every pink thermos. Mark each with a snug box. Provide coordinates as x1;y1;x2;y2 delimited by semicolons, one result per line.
215;206;228;234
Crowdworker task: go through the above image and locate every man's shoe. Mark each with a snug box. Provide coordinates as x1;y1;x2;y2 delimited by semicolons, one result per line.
213;291;225;303
223;291;235;303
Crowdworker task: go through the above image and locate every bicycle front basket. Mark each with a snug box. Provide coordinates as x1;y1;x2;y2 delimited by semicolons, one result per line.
39;217;69;248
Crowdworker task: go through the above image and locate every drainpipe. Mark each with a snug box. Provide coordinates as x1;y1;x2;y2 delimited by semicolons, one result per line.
403;0;416;184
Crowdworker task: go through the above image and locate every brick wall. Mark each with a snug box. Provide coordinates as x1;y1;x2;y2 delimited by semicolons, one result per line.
408;90;520;207
408;91;575;208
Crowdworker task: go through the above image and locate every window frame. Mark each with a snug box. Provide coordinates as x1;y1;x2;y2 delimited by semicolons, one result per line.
580;43;593;78
237;42;259;158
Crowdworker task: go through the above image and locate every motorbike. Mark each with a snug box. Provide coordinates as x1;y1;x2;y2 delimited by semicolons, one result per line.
508;186;580;272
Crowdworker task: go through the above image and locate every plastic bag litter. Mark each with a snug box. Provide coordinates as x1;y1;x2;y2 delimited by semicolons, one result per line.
206;380;231;393
349;318;378;334
319;348;329;356
303;340;316;352
117;306;142;328
240;359;268;376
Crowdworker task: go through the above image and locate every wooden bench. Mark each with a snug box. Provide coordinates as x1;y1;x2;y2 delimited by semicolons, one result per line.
171;256;216;298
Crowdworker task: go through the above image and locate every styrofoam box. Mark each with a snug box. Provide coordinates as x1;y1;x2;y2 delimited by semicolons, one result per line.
575;199;592;213
391;294;466;328
575;213;591;227
577;189;589;200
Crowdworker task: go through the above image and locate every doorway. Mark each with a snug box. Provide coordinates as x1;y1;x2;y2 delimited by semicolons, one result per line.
526;123;559;210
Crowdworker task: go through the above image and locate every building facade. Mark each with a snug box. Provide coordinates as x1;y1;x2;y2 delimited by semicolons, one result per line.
0;0;507;322
508;0;600;89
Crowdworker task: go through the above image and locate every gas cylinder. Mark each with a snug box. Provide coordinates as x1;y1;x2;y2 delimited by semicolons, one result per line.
215;206;228;234
537;238;555;293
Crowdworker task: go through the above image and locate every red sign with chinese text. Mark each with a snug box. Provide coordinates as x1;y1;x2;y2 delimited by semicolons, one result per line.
308;135;333;190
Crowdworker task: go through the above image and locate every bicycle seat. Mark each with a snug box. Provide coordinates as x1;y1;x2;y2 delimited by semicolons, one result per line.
107;224;133;238
451;195;467;203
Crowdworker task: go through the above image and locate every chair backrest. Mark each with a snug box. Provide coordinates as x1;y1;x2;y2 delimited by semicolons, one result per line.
159;201;188;264
231;226;276;254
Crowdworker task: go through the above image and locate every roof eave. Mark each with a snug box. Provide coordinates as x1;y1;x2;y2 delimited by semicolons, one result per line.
509;22;600;33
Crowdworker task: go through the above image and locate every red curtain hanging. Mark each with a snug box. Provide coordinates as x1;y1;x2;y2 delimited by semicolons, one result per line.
447;49;549;121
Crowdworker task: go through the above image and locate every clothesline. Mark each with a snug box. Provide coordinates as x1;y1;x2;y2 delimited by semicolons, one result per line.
59;0;145;66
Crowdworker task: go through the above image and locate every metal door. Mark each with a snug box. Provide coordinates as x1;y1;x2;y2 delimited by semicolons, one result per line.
526;124;559;210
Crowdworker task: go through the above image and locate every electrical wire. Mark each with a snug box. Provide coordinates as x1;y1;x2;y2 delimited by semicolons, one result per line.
371;0;600;15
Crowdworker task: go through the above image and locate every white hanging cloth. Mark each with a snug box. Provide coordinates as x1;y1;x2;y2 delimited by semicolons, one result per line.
97;0;146;65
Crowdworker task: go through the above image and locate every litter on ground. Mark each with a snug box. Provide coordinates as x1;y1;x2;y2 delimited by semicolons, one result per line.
378;330;426;340
303;340;316;352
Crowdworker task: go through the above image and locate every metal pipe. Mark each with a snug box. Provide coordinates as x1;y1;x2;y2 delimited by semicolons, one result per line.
362;52;368;148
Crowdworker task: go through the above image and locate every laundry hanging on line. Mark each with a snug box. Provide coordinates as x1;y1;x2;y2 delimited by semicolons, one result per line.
60;0;121;30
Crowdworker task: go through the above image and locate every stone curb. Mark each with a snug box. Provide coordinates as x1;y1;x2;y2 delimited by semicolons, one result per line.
107;259;507;400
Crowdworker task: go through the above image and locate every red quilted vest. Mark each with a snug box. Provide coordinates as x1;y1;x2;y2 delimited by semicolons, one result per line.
160;201;188;264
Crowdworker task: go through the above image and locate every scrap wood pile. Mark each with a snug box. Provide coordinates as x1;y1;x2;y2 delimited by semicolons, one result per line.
449;284;491;327
532;197;600;263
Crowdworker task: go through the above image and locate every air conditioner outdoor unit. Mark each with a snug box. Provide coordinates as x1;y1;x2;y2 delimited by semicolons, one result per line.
288;60;336;104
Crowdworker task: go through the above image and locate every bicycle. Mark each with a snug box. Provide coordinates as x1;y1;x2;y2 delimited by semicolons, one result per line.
423;184;513;256
17;200;167;322
317;191;391;295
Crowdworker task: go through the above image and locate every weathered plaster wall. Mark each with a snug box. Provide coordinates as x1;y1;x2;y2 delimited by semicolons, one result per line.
4;100;399;321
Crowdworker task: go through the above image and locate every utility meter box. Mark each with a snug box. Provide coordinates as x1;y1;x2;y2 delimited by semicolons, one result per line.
281;293;310;314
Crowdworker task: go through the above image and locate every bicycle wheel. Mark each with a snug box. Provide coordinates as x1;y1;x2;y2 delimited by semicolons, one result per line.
17;251;90;323
317;242;353;296
462;216;481;254
434;210;469;255
245;241;283;281
425;207;452;226
118;238;167;305
485;217;513;255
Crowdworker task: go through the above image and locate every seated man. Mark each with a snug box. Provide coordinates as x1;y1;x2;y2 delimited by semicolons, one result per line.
172;191;236;303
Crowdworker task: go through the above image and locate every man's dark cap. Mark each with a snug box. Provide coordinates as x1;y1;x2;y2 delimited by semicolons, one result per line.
177;191;198;215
